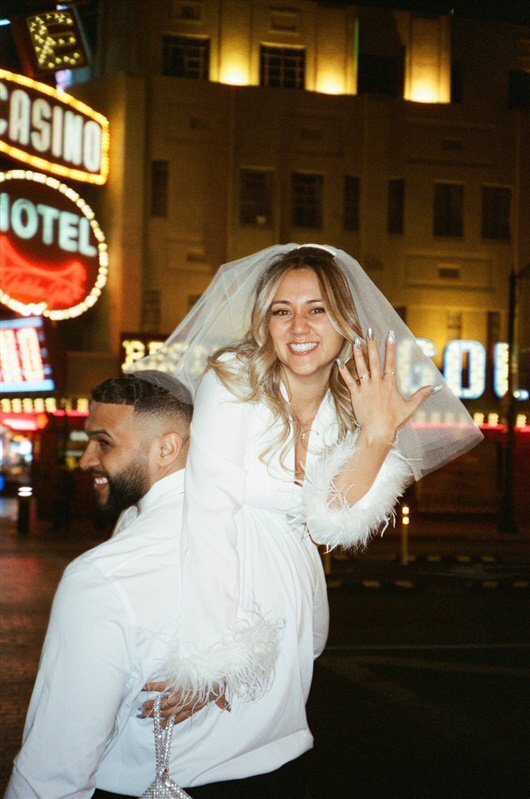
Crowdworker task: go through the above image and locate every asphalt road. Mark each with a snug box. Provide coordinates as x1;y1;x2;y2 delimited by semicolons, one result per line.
1;505;529;799
306;589;530;799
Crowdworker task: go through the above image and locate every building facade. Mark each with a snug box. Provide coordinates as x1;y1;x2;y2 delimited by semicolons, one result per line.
1;0;529;517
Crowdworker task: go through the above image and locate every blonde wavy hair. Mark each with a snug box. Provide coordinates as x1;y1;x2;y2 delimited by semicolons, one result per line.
209;246;363;462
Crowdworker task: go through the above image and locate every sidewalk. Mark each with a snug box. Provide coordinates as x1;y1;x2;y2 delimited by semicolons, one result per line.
321;512;530;593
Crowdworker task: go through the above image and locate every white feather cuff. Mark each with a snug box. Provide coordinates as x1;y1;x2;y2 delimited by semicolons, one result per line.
301;436;413;551
155;615;282;706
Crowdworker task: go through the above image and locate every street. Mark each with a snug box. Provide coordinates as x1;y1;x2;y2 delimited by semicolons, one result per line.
1;504;529;798
307;589;530;798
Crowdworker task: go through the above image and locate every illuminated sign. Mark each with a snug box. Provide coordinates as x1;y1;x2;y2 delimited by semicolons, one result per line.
0;316;62;394
0;69;109;185
11;10;88;78
416;338;528;401
443;340;487;399
121;334;529;402
0;170;108;320
121;334;169;369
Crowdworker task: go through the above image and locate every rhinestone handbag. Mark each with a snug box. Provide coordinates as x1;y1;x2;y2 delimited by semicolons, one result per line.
139;693;192;799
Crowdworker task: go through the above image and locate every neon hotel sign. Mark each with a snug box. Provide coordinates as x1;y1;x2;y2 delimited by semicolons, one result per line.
0;71;109;320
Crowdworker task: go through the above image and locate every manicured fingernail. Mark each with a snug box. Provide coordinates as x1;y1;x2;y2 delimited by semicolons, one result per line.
367;327;375;340
136;712;146;718
387;329;395;342
430;385;443;394
226;703;232;713
336;357;344;368
354;336;362;349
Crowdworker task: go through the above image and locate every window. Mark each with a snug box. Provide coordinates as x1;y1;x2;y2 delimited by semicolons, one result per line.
433;183;463;237
291;173;323;228
451;62;464;104
162;35;209;79
150;161;168;217
343;176;360;231
388;179;404;234
240;169;273;225
508;70;530;108
357;53;404;97
482;186;511;240
260;46;305;89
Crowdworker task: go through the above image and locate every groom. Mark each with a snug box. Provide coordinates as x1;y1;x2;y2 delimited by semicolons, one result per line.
6;370;327;798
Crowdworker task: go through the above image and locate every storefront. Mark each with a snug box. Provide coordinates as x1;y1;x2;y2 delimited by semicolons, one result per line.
1;69;110;522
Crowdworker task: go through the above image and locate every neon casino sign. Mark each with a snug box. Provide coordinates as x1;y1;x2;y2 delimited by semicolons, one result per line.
0;170;108;320
0;68;109;185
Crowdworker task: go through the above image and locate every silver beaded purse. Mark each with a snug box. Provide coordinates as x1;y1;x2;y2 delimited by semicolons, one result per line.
139;693;192;799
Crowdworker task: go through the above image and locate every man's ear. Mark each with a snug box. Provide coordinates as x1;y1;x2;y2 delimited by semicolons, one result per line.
158;431;182;466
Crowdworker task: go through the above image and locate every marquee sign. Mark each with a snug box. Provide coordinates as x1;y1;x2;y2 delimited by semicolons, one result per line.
0;68;109;185
12;9;89;78
0;170;108;320
0;316;63;395
121;333;529;403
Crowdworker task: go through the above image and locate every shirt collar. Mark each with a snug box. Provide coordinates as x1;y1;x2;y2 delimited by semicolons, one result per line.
137;468;185;515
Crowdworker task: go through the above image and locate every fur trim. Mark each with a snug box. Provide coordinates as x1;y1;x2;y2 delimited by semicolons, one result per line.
301;436;413;551
153;615;282;708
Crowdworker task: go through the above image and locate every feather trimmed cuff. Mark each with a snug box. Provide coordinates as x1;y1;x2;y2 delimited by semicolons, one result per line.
155;615;282;707
301;436;413;551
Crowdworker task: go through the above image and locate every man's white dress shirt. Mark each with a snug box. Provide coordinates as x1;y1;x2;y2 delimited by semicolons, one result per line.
6;463;329;798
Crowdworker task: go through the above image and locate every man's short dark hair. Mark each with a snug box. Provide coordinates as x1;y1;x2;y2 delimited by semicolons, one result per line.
91;374;193;425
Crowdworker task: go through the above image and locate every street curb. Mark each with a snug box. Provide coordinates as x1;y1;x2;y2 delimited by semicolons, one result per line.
325;576;530;592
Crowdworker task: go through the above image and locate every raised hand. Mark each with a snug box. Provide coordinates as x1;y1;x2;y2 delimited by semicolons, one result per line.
337;328;440;445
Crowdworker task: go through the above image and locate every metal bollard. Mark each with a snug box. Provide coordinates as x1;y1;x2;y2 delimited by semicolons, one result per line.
17;486;32;535
400;504;410;566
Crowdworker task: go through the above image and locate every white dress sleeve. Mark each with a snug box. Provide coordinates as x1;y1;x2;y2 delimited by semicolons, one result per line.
301;432;413;551
160;368;281;703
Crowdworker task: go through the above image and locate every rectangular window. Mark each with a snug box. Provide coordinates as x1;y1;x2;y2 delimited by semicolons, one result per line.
357;53;404;97
451;62;464;104
162;35;209;79
260;45;305;89
508;69;530;108
433;183;463;237
291;173;323;228
343;176;360;231
482;186;511;240
150;161;168;217
387;179;404;234
240;169;273;225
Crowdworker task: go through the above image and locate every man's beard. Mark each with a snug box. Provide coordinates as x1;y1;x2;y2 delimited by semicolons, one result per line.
95;460;150;519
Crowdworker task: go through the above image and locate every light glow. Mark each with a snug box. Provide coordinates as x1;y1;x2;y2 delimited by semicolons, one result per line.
406;77;446;104
219;63;249;86
316;74;345;95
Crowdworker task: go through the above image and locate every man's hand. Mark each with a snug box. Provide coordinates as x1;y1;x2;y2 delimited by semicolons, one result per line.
140;682;230;727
